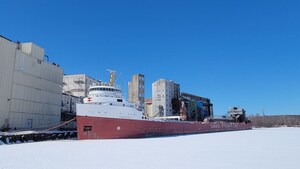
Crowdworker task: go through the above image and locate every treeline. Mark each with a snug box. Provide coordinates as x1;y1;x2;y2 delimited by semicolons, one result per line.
249;115;300;127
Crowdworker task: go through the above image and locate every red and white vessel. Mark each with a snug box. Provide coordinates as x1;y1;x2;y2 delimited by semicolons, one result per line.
76;71;252;140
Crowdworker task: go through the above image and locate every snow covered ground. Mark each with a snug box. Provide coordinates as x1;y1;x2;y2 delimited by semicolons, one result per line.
0;127;299;169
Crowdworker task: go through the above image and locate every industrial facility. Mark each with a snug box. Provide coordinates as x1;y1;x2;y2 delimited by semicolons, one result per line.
61;93;81;119
0;35;63;130
144;98;153;117
128;74;145;109
0;32;252;146
179;92;213;121
63;74;101;97
0;34;213;132
148;78;213;120
61;93;81;115
152;79;180;117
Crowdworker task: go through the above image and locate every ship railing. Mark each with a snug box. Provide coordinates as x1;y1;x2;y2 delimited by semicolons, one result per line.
154;116;181;121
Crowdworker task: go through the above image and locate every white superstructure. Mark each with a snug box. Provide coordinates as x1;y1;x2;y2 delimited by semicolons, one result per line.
77;71;146;120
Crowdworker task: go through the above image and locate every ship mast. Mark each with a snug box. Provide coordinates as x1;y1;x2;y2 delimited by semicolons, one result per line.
107;69;116;87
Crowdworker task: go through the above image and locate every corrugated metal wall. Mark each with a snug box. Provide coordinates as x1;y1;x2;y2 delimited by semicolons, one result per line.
0;36;63;129
0;37;16;128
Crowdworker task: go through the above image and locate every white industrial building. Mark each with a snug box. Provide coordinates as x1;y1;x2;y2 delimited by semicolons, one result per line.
128;74;145;109
152;79;180;117
61;93;81;115
0;35;63;130
60;93;81;129
144;98;153;117
63;74;101;97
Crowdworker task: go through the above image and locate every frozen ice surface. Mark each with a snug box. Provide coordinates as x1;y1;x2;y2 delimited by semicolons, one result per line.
0;127;299;169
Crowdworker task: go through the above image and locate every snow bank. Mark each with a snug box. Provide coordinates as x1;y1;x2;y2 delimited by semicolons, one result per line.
0;128;299;169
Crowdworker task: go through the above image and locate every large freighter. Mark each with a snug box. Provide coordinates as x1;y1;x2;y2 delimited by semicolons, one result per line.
76;71;252;140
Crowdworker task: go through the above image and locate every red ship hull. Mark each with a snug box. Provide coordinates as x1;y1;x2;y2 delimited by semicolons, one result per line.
77;115;252;139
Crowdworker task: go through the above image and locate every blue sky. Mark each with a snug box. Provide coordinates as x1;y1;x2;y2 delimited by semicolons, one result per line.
1;0;299;115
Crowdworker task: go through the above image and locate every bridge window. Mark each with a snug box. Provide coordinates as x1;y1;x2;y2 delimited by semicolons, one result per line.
117;99;123;102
